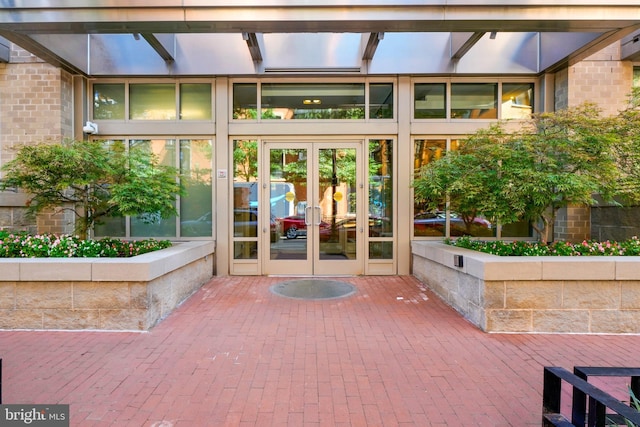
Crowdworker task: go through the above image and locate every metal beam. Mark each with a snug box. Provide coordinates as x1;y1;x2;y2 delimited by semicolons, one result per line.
243;32;262;62
362;32;384;61
0;4;639;34
140;33;175;63
0;36;9;62
451;32;485;61
621;29;640;60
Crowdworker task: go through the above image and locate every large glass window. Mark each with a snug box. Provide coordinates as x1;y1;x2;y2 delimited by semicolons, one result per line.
369;139;393;259
261;83;365;119
369;83;394;119
502;83;534;119
414;138;532;238
130;84;176;120
414;83;446;119
451;83;497;119
93;84;125;120
233;140;259;259
130;139;177;237
634;67;640;87
93;138;213;239
413;139;446;237
180;140;213;237
180;84;212;120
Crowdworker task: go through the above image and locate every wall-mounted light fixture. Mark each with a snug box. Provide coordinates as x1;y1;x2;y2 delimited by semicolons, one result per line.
82;121;98;134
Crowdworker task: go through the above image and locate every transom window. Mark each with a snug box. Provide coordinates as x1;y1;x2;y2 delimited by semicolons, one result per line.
233;81;394;120
413;81;534;120
92;82;213;121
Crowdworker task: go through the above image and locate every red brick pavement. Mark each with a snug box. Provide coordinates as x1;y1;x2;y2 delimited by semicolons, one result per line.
1;275;639;426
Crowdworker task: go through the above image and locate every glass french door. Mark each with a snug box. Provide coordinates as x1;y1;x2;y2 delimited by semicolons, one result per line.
264;142;363;275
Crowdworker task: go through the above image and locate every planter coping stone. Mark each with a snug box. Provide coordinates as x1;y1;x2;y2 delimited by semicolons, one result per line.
0;240;215;282
411;241;640;281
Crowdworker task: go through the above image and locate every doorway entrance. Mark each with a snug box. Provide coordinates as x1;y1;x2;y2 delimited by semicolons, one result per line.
264;141;363;275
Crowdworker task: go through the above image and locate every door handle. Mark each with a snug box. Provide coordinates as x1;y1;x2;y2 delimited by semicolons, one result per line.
305;206;312;226
314;206;322;226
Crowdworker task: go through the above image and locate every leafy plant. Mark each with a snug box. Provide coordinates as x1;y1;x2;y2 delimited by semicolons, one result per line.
0;138;183;240
607;386;640;427
445;236;640;256
0;230;171;258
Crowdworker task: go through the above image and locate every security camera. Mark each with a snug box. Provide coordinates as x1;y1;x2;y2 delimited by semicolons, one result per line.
82;121;98;134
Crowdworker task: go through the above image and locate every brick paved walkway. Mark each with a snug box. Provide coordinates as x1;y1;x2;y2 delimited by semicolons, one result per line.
1;275;639;426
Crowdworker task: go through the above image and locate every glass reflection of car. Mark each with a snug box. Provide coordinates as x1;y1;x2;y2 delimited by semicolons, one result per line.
414;212;491;237
280;214;339;239
279;215;306;239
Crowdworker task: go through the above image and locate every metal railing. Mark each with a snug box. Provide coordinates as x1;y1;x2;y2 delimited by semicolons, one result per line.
543;366;640;427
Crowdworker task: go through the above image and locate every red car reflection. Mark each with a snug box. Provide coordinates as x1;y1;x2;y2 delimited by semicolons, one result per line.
279;215;306;239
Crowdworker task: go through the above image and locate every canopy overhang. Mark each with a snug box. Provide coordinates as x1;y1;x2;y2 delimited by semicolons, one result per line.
0;1;638;76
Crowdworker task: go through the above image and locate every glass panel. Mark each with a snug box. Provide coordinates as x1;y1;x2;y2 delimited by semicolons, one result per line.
261;83;365;119
130;139;177;237
414;83;446;119
413;139;446;237
449;211;494;237
180;83;212;120
232;140;259;258
233;83;257;119
94;216;126;237
369;140;393;238
93;84;125;120
180;139;213;237
369;83;393;119
130;83;176;120
270;148;307;260
93;139;126;237
500;220;533;238
318;148;357;260
451;83;497;119
502;83;534;119
633;67;640;87
234;242;257;260
369;241;393;259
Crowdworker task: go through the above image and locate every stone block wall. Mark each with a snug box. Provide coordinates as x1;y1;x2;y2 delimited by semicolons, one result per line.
555;205;591;243
0;241;215;330
412;241;640;334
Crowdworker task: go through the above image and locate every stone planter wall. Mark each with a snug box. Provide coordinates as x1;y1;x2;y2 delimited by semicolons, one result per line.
0;241;215;331
412;241;640;334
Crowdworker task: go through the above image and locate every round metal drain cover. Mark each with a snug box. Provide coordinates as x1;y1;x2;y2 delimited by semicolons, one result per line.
270;279;356;300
